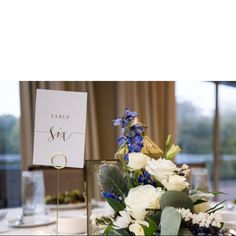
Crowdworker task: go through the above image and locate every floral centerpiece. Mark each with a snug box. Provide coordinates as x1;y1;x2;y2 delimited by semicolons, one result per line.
97;108;224;236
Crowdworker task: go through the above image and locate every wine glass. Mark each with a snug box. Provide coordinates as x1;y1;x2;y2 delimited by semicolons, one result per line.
191;167;210;192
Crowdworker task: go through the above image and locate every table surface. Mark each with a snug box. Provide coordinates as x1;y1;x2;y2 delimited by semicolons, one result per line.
0;207;87;235
1;204;236;235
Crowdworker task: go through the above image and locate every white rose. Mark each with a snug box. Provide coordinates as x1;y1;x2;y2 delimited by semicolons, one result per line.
125;185;164;220
193;201;211;213
162;175;189;191
129;223;145;236
145;158;178;182
127;153;150;170
113;210;131;229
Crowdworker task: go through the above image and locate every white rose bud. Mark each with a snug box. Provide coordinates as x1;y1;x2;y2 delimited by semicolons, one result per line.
193;201;211;213
166;144;181;160
127;153;150;171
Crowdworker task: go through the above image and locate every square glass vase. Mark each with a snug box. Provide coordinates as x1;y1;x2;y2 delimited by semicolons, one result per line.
85;159;119;235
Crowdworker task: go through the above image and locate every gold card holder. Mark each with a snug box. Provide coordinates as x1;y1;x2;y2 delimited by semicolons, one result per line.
50;153;67;235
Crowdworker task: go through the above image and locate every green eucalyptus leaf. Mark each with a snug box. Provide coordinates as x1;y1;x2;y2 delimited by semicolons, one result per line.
160;207;181;236
160;191;193;211
98;164;128;197
105;198;125;212
107;228;131;236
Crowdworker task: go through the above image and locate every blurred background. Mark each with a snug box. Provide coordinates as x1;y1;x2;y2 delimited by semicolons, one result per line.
0;81;235;208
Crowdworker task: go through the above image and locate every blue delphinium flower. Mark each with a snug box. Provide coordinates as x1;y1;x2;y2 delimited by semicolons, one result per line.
125;108;138;121
130;124;144;136
113;118;129;128
190;226;209;236
128;135;143;152
113;108;138;128
114;108;144;157
117;135;128;146
102;192;121;201
138;171;157;187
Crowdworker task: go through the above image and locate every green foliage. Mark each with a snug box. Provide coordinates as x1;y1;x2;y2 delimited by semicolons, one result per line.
0;115;19;154
193;199;208;206
219;161;236;180
107;228;131;236
177;102;213;154
146;210;162;227
160;207;181;236
177;102;236;155
105;198;125;212
98;164;128;198
143;217;157;236
177;102;236;181
221;112;236;154
45;189;85;204
209;191;227;196
103;225;113;236
206;200;225;214
96;217;113;226
160;191;193;211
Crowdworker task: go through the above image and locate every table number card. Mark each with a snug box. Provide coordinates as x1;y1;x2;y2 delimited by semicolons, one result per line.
33;89;87;168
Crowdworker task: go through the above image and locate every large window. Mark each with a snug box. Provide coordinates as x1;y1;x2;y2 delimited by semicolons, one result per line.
218;84;236;200
176;81;236;200
175;81;215;189
0;81;21;208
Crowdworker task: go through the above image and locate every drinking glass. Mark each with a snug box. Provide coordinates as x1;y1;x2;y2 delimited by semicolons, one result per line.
21;171;45;216
0;209;7;221
191;167;210;192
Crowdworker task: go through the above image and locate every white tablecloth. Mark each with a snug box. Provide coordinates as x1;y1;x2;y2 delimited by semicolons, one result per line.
0;207;87;235
1;205;236;235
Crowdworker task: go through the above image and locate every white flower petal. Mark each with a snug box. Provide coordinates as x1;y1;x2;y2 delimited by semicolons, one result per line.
113;210;131;229
127;153;150;170
145;158;178;182
124;185;164;220
129;223;145;236
161;175;189;191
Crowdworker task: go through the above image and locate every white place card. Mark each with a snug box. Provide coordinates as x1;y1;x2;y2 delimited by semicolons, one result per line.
33;89;87;168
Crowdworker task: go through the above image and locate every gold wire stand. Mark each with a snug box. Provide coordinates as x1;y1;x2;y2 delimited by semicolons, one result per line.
50;153;67;235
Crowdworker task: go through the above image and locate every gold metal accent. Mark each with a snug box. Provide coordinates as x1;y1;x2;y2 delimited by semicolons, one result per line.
50;153;67;235
51;152;67;169
142;136;164;158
